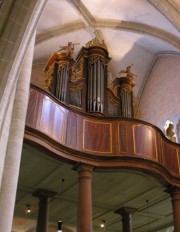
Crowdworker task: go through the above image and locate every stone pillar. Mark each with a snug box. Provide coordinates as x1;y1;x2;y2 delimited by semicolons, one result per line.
0;0;48;186
115;207;136;232
0;32;36;232
166;187;180;232
76;164;94;232
33;189;57;232
0;86;16;188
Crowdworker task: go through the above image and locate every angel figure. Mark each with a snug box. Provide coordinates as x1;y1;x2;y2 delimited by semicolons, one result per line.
58;42;79;59
119;64;137;80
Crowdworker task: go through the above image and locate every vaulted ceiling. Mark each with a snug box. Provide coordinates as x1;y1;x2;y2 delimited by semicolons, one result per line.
34;0;180;99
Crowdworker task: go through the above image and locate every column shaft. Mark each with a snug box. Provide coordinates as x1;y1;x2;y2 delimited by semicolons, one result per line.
0;32;35;232
37;197;49;232
33;189;57;232
167;187;180;232
77;164;93;232
115;207;136;232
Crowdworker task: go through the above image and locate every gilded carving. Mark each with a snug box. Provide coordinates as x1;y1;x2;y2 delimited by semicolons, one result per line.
58;62;69;72
133;96;142;119
71;60;83;82
70;83;83;91
120;84;132;93
108;80;119;98
85;38;107;51
58;42;80;59
43;63;54;91
118;65;137;81
108;93;119;107
89;56;106;65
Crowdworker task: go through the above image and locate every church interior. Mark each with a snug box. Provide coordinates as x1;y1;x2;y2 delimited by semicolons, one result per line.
0;1;180;232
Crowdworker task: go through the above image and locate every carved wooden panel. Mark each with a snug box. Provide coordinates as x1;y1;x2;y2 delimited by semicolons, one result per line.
39;97;52;134
67;112;78;148
83;119;112;154
133;125;157;159
118;122;128;154
163;142;180;175
51;103;65;143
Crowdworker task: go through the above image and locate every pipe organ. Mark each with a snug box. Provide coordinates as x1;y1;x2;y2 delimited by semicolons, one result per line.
43;38;140;118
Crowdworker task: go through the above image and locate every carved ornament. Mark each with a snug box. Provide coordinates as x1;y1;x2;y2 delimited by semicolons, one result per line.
70;83;83;91
108;93;119;107
43;63;54;91
58;62;69;72
108;80;119;98
86;38;107;51
133;96;142;119
71;60;83;82
89;56;106;65
120;83;133;93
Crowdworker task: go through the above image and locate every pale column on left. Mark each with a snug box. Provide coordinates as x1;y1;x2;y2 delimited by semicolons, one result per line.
0;32;36;232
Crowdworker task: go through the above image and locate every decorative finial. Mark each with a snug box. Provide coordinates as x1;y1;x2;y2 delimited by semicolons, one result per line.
85;38;107;50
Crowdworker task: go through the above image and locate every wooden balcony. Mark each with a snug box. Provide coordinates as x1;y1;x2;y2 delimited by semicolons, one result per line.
25;85;180;187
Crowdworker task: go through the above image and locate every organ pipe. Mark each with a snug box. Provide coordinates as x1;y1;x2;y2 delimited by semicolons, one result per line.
55;65;69;102
88;59;105;113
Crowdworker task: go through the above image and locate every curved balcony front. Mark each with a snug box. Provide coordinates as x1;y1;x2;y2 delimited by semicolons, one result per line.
25;85;180;187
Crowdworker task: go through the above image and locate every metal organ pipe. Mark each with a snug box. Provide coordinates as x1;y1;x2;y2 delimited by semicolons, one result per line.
55;65;69;102
63;68;68;101
56;68;60;99
87;59;105;113
93;62;97;111
100;62;104;112
62;67;66;101
97;59;101;112
59;67;63;100
89;65;93;111
121;90;132;117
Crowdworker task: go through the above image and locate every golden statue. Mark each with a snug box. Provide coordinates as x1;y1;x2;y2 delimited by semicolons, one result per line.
58;42;80;58
118;64;137;80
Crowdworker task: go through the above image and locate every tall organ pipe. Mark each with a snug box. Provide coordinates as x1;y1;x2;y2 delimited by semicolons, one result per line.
93;62;97;111
88;65;93;111
97;59;101;111
100;62;104;112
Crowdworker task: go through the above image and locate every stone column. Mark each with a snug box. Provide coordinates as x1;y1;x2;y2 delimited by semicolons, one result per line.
115;207;137;232
0;0;48;186
76;164;94;232
0;32;36;232
166;187;180;232
33;189;57;232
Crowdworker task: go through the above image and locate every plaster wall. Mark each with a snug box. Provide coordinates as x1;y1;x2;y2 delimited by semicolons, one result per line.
31;61;46;87
139;55;180;128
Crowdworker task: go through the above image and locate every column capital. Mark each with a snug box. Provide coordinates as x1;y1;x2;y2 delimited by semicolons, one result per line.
115;207;137;232
74;163;94;179
74;163;95;172
33;188;57;199
115;207;137;216
165;186;180;200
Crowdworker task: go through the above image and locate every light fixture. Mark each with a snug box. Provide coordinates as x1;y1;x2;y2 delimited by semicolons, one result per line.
57;220;63;232
57;179;64;232
100;220;105;228
146;199;150;232
26;204;31;214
